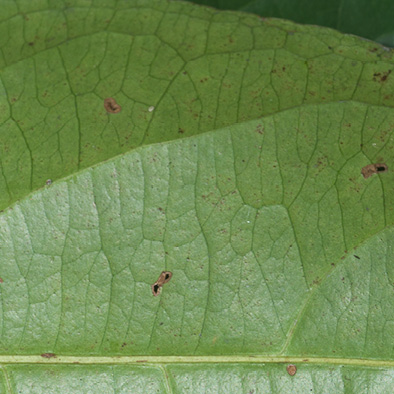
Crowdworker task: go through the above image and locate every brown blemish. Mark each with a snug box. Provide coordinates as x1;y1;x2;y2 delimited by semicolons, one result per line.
151;271;172;296
373;70;392;82
104;97;122;114
381;71;391;82
28;42;34;46
0;278;3;283
354;255;360;259
361;163;388;178
287;364;297;376
152;283;161;296
41;353;56;358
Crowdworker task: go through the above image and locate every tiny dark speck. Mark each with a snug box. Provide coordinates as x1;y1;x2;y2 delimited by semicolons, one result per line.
354;255;360;259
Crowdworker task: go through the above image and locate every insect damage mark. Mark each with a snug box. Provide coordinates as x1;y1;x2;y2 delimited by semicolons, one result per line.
104;97;122;114
151;271;172;296
41;353;56;358
361;163;388;178
286;364;297;376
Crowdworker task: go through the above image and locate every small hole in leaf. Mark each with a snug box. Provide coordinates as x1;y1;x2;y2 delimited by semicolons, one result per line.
361;163;388;178
151;271;172;296
152;283;161;297
157;271;172;285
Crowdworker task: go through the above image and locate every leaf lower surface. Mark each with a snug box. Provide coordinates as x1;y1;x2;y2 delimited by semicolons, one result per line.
1;0;394;393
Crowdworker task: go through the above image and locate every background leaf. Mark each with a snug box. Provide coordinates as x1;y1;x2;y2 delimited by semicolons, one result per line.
182;0;394;45
1;0;394;210
1;0;394;392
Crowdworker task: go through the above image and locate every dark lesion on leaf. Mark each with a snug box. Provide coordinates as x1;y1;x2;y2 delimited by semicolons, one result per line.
361;163;388;178
104;97;122;114
372;70;392;82
151;271;172;296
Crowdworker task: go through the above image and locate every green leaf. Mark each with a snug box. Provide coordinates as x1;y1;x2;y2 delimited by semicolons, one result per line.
1;0;394;392
183;0;394;43
1;0;394;210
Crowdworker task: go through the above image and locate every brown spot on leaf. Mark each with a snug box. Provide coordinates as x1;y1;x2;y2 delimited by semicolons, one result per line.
151;271;172;296
41;353;56;358
382;70;392;81
0;278;3;283
104;97;122;114
157;271;172;285
361;163;388;178
151;283;161;296
373;70;392;82
287;364;297;376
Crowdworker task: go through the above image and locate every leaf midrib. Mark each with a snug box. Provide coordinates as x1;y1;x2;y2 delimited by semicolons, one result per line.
0;355;392;367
